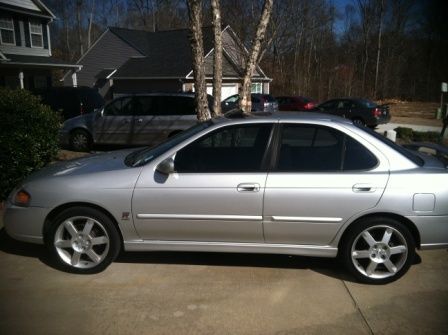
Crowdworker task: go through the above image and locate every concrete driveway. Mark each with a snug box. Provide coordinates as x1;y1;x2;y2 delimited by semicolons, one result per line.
0;217;447;335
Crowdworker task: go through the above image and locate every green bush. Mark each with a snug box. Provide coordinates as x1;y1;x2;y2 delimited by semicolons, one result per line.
394;127;414;141
0;88;60;200
394;127;440;143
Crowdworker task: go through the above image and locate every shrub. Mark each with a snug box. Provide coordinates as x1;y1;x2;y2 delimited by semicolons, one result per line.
394;127;441;143
394;127;414;141
0;88;60;200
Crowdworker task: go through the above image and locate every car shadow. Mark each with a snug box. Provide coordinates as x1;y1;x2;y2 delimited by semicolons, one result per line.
0;228;421;283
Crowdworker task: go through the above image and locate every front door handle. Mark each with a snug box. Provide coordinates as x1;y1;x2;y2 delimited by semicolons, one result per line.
237;183;260;192
352;184;375;193
136;118;143;123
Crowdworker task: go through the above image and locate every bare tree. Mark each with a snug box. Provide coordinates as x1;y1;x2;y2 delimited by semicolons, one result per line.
211;0;222;116
373;0;384;99
239;0;274;113
76;0;84;56
187;0;211;121
87;0;95;49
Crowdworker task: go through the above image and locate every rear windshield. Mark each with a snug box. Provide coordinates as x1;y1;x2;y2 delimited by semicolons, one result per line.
356;125;424;166
359;99;378;108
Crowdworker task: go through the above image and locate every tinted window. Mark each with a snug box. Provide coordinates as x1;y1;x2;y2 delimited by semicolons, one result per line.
133;96;154;115
154;96;196;115
175;124;272;172
319;101;336;109
224;95;239;104
104;97;133;116
276;124;378;172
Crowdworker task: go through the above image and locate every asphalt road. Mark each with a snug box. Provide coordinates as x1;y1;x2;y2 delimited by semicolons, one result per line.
0;219;447;335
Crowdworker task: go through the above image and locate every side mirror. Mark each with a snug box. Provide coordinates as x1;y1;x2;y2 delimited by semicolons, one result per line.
156;157;175;175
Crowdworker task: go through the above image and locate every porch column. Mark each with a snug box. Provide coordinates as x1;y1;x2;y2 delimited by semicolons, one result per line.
71;70;78;87
18;71;24;89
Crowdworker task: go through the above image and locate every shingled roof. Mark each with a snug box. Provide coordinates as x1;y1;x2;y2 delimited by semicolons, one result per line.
110;26;214;78
108;26;267;80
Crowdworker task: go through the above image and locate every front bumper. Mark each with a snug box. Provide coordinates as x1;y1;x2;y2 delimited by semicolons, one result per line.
408;215;448;249
3;202;49;244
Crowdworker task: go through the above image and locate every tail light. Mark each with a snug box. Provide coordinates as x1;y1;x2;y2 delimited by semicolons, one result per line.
304;102;315;110
372;108;382;117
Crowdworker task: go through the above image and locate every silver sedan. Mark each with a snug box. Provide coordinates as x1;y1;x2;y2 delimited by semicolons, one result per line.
4;112;448;284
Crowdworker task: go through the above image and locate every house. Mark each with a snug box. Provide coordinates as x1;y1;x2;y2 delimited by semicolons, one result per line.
64;25;272;100
0;0;79;90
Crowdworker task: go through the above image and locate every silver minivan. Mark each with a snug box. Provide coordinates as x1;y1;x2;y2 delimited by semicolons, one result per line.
60;93;213;151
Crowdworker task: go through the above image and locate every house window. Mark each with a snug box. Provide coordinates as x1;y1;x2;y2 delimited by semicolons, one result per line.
29;21;43;48
251;82;262;94
0;17;15;45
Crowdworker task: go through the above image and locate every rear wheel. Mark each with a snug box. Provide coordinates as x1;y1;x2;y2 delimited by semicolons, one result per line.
341;217;415;284
70;129;91;152
46;207;121;274
351;118;366;127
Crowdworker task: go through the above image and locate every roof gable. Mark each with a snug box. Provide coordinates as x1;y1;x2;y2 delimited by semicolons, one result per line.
0;0;55;18
103;25;270;80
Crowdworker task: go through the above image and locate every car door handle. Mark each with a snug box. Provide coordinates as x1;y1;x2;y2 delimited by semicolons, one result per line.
352;184;375;193
237;183;260;192
136;118;143;123
122;119;130;123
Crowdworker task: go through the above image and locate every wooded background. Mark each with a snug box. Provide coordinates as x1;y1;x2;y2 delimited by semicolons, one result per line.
45;0;448;102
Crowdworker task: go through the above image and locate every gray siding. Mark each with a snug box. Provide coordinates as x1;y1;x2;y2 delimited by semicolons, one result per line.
66;30;143;88
0;10;51;56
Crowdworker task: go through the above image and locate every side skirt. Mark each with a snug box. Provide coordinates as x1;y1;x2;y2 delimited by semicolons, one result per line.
124;240;338;258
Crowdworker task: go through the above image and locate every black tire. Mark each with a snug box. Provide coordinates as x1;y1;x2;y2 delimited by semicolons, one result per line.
340;217;415;284
70;129;92;152
351;118;366;127
45;207;121;274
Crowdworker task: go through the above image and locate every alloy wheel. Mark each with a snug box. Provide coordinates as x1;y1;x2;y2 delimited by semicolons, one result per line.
54;216;110;269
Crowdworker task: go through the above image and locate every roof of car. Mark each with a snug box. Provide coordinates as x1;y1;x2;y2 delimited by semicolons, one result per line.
220;110;352;124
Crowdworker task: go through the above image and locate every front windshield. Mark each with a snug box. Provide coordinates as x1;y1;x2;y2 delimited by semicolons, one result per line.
125;121;213;167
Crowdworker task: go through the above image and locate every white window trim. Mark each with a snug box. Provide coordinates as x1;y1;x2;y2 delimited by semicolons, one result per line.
29;21;43;48
0;17;16;46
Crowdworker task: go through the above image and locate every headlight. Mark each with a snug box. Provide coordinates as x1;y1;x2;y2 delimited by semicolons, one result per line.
13;189;31;207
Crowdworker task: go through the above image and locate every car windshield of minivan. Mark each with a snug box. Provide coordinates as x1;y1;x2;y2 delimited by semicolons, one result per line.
125;121;213;167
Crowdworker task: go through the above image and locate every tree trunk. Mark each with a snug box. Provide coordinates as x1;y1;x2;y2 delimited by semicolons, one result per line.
87;0;95;49
211;0;222;117
187;0;211;122
76;0;84;56
239;0;274;114
374;0;384;99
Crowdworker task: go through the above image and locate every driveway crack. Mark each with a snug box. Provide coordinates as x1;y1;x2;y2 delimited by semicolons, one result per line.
342;280;374;335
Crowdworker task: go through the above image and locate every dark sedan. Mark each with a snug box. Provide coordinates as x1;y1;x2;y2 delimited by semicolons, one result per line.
317;98;390;127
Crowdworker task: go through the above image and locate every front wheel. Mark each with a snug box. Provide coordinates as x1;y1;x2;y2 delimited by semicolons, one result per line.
46;207;121;274
70;129;92;152
340;217;415;284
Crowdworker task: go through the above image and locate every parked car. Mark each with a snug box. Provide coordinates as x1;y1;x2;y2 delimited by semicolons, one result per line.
221;93;278;113
33;86;104;121
60;92;214;151
276;96;316;111
5;111;448;284
317;98;390;127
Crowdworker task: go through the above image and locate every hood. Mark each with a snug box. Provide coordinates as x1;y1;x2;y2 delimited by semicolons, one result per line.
25;149;138;183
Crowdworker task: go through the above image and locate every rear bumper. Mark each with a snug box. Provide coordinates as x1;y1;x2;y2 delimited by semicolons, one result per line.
407;215;448;249
3;203;48;244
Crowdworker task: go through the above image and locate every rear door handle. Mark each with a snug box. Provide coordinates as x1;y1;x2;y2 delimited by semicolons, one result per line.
352;184;375;193
136;118;143;123
237;183;260;192
122;119;130;123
